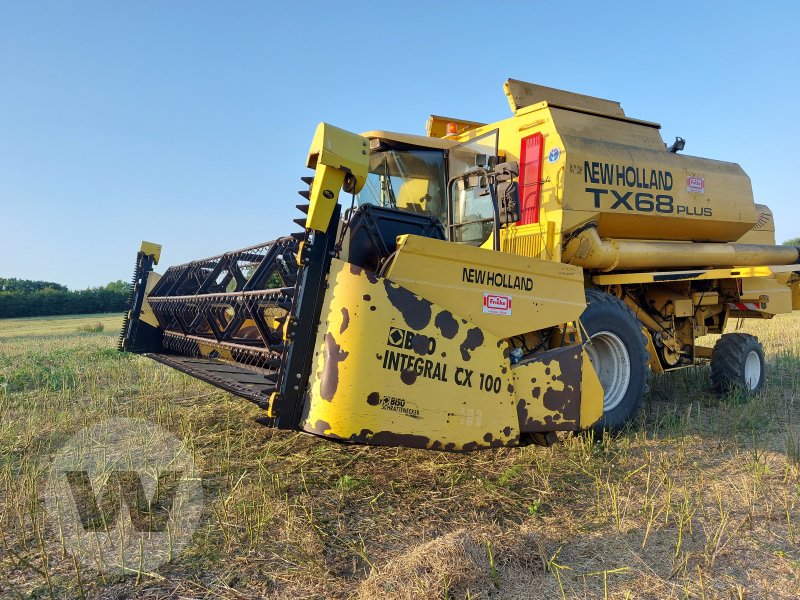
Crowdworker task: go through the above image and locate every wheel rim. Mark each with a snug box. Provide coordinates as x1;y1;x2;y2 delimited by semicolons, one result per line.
584;330;631;411
744;350;761;389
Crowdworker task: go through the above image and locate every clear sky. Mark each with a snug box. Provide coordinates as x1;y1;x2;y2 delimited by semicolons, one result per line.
1;1;798;289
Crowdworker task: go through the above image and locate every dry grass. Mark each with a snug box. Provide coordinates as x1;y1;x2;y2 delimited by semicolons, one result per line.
1;312;800;598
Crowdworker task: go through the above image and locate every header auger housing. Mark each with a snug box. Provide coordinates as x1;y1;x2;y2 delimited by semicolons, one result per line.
120;79;800;450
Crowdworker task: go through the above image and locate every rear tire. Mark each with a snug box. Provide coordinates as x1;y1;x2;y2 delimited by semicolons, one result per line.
710;333;765;393
581;289;650;433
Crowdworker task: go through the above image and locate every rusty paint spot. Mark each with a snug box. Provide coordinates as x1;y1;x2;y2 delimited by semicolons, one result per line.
320;332;349;401
367;392;380;406
503;426;512;437
434;310;458;339
441;352;447;358
516;399;529;431
348;429;433;450
517;345;584;432
370;306;376;311
400;369;417;385
501;366;507;374
411;334;432;356
541;347;582;425
349;263;378;283
507;383;514;394
483;432;493;443
340;307;350;334
383;280;432;330
363;294;371;301
459;327;484;361
306;419;332;434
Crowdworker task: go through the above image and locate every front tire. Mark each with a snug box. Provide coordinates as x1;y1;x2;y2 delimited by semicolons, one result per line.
710;333;765;393
581;289;650;433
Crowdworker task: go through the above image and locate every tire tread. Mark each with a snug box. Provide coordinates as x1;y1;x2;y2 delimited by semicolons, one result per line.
583;289;651;432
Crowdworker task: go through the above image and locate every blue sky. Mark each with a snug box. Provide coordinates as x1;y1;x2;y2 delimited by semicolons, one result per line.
1;1;798;289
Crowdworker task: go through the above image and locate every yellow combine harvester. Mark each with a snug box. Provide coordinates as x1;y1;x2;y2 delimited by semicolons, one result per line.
120;79;800;451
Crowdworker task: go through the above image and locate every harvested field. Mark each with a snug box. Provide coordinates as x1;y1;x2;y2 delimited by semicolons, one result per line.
1;313;799;598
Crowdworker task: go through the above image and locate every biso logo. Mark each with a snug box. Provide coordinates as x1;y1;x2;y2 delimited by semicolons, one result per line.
386;326;436;354
42;418;203;574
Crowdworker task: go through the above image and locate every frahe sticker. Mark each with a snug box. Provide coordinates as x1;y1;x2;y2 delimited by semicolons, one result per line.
687;176;705;194
548;147;561;163
483;292;512;316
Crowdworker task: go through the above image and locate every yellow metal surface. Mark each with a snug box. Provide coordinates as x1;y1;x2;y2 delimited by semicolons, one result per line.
504;78;627;119
642;328;664;374
384;234;586;338
592;266;777;286
736;204;776;245
305;123;370;232
138;271;161;327
740;276;793;315
579;350;604;426
425;115;486;138
442;80;761;248
360;130;457;150
139;241;162;265
301;260;601;451
564;230;799;271
512;346;603;430
792;280;800;311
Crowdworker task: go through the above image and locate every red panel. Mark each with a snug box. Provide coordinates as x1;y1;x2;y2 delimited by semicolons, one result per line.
518;133;544;224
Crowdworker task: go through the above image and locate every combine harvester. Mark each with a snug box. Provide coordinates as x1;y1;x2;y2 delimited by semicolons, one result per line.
120;80;800;451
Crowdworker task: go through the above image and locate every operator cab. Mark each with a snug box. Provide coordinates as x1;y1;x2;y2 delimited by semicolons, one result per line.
354;130;510;248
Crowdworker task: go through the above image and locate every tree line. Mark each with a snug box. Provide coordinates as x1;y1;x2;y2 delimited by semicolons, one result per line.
2;235;797;319
0;278;131;318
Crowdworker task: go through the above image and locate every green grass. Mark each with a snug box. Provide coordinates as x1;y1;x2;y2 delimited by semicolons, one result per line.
2;313;800;598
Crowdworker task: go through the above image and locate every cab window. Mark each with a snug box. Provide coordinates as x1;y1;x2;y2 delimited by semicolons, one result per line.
356;148;447;226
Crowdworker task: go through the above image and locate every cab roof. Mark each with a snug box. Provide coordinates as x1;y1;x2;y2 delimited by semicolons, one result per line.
361;130;458;151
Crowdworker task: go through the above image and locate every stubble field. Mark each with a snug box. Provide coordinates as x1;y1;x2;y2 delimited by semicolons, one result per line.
1;312;799;599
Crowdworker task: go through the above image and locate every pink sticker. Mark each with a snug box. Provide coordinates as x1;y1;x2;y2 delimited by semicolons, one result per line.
687;176;705;193
483;292;512;316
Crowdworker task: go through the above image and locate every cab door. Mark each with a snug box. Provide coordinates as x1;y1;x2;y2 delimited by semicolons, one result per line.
445;130;499;245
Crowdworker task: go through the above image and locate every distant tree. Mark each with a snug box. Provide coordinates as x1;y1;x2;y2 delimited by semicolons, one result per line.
782;237;800;246
104;280;132;295
0;278;67;293
0;279;131;318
